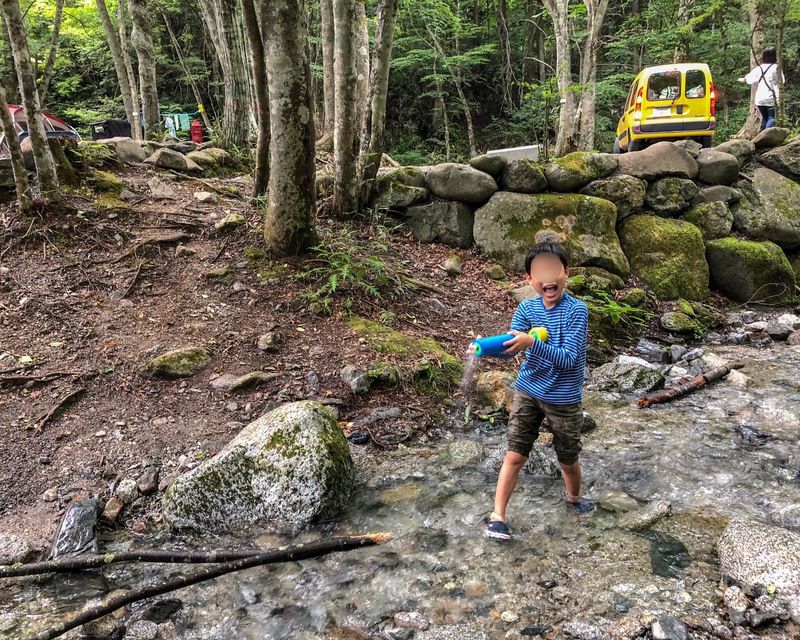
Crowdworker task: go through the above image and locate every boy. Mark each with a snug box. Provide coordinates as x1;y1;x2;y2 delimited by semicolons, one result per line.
484;242;591;541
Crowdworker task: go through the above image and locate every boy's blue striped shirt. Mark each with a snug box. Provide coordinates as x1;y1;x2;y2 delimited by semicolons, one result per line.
509;293;588;405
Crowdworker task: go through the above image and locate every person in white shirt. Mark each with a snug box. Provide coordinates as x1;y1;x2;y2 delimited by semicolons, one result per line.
738;47;785;130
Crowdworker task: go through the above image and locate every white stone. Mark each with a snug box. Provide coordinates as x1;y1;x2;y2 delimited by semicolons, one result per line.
114;478;140;504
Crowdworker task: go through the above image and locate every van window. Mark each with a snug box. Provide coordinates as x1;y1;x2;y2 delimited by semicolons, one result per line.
628;80;639;108
647;71;681;101
685;69;706;98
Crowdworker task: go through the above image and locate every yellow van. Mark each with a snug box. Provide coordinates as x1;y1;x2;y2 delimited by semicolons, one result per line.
614;63;716;153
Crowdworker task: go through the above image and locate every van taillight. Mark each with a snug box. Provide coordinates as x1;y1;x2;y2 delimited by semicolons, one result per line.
709;82;716;117
635;87;643;120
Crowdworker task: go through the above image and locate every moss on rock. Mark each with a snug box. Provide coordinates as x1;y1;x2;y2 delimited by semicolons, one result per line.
139;346;212;378
683;201;733;241
371;167;430;210
89;169;125;194
618;288;647;309
544;152;618;192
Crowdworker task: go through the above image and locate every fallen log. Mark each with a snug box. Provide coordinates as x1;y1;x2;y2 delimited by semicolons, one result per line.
637;363;743;409
24;533;392;640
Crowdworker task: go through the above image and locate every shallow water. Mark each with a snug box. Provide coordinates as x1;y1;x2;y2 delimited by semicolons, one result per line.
3;343;800;639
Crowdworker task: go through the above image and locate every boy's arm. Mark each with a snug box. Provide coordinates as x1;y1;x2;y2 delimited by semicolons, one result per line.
509;303;532;333
527;304;588;370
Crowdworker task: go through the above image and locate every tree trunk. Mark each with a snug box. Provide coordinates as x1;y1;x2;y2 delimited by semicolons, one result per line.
128;0;160;138
497;0;515;113
332;0;359;216
241;0;269;196
0;82;31;211
263;0;318;254
542;0;578;156
358;0;399;208
117;0;142;139
0;0;59;201
354;1;370;129
577;0;609;151
36;0;63;102
673;0;691;62
320;0;335;135
736;3;764;139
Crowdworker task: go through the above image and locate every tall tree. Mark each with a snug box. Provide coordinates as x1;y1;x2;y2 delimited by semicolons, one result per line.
354;1;370;129
95;0;139;139
0;83;31;211
332;0;359;216
197;0;254;148
0;0;59;202
241;0;269;195
577;0;610;151
36;0;64;102
359;0;399;207
128;0;160;137
118;0;141;139
320;0;336;136
263;0;318;254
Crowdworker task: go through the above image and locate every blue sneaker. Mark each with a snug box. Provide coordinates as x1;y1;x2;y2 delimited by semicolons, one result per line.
567;499;596;515
484;519;512;541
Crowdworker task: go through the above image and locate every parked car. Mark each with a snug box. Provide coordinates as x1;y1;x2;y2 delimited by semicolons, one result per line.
614;63;716;153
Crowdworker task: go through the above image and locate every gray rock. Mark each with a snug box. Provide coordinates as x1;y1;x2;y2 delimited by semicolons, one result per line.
0;533;33;564
561;620;602;640
788;330;800;346
660;311;699;334
140;347;212;378
741;310;759;323
718;517;800;622
767;321;793;341
582;411;597;432
645;177;700;216
617;500;671;530
210;371;280;391
115;478;140;504
97;136;147;164
670;344;688;363
372;167;430;211
672;139;702;157
143;147;202;172
163;401;354;532
511;285;540;303
777;313;800;329
425;163;498;204
404;201;474;248
416;625;489;640
148;176;177;199
770;504;800;530
543;151;617;192
753;126;791;149
587;355;665;393
684;201;734;241
732;168;800;250
469;153;507;178
696;149;741;185
394;611;430;630
633;339;668;364
723;584;749;614
598;491;640;513
474;192;629;278
49;497;99;559
683;347;704;361
706;238;796;304
523;445;562;478
194;191;216;203
257;332;281;352
500;158;548;193
126;620;159;640
652;615;687;640
617;141;699;180
692;185;743;205
442;255;463;276
579;174;646;221
340;365;371;395
186;150;217;167
137;466;160;495
448;440;484;468
759;138;800;180
714;139;756;167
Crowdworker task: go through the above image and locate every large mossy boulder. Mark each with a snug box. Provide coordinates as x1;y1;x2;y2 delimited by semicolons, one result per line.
645;177;699;216
731;168;800;250
500;159;547;193
473;192;629;278
695;149;740;185
425;163;497;204
143;147;202;172
759;138;800;181
617;141;699;181
684;201;733;241
718;518;800;623
96;136;147;164
163;402;353;532
618;215;709;301
404;201;474;248
371;167;429;211
706;237;796;304
543;151;617;192
579;174;646;222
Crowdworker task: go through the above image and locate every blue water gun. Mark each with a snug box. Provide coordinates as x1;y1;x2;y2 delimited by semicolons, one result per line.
471;327;548;359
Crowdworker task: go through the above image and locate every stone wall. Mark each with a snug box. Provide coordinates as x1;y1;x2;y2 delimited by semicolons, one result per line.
373;129;800;303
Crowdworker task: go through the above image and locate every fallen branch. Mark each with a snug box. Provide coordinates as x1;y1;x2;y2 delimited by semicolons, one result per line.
637;364;743;409
26;533;392;640
31;388;86;431
0;361;45;376
112;232;190;263
121;260;144;299
167;170;244;200
0;371;92;385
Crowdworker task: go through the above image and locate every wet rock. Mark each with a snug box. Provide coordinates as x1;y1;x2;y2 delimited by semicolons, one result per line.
126;620;159;640
140;347;211;379
416;625;489;640
210;371;280;391
618;499;671;531
404;202;474;248
448;440;484;468
81;616;125;640
753;127;790;149
561;620;602;639
442;255;463;276
340;365;371;395
748;594;790;627
633;339;668;364
718;517;800;622
214;213;245;231
579;174;647;222
543;151;617;192
771;504;800;530
501;159;548;193
148;176;177;199
587;355;665;393
425;163;498;205
257;332;281;352
143;147;201;172
163;402;354;532
115;478;140;504
474;370;516;410
617;141;699;180
767;321;793;341
598;491;640;513
380;482;423;504
670;345;688;363
49;497;100;558
523;445;561;478
582;411;597;432
652;615;688;640
648;531;691;579
394;611;430;630
101;496;124;524
469;153;507;178
645;177;699;216
0;533;34;564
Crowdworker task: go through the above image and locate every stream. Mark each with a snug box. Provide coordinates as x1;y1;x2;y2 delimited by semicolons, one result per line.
2;342;800;639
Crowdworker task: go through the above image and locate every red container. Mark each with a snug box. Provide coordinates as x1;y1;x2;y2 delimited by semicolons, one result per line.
190;119;203;144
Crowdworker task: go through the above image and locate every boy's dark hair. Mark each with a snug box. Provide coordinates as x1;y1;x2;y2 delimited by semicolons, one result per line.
763;47;777;64
524;242;568;274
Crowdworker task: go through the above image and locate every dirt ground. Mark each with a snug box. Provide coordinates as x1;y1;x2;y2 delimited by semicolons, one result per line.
0;165;533;550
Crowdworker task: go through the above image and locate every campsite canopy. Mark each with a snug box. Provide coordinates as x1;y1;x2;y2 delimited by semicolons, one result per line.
3;103;81;144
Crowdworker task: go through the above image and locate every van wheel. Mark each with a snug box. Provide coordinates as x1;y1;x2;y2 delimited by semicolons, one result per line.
700;136;713;149
629;139;643;152
613;138;622;154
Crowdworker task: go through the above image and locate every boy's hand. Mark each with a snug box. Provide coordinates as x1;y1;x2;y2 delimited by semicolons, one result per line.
503;330;534;354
